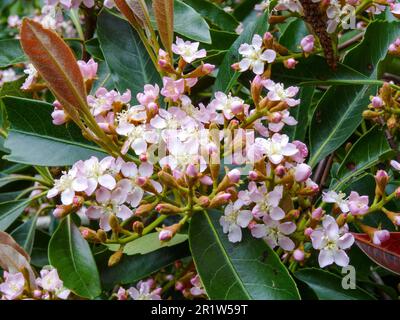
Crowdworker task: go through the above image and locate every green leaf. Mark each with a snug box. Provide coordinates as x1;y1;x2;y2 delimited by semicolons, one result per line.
0;199;29;231
173;0;211;43
308;21;400;168
233;0;260;21
283;86;315;141
279;19;308;52
189;210;300;300
213;11;268;94
48;216;101;299
295;268;376;300
107;232;188;255
331;126;392;191
11;215;38;255
3;96;106;166
0;78;31;99
0;39;25;67
183;0;239;32
97;10;161;102
99;242;190;289
31;230;50;268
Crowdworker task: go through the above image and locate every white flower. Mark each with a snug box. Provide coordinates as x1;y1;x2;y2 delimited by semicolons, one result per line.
322;190;349;213
263;80;300;106
219;200;252;243
127;280;161;300
251;215;296;251
210;92;246;120
21;64;38;90
257;133;299;164
250;184;285;220
0;272;25;300
275;0;303;13
311;215;354;268
36;267;70;300
238;34;276;75
81;156;117;195
47;166;88;205
172;37;206;63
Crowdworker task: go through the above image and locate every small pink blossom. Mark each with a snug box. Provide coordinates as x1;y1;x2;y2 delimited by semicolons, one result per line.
263;80;300;107
322;190;349;213
77;58;98;80
137;84;159;106
172;37;206;63
0;272;25;300
250;184;285;220
300;35;315;53
219;200;252;243
372;229;390;245
160;77;185;102
347;191;369;215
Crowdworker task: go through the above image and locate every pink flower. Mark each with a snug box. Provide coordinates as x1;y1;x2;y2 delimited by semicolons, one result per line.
219;200;252;243
51;106;68;125
253;133;298;165
77;58;98;80
391;3;400;16
390;159;400;171
189;275;206;296
322;190;349;213
251;215;296;251
300;35;315;53
172;37;206;63
311;215;354;268
36;267;70;299
159;229;173;241
347;191;369;215
209;92;246;120
268;110;297;132
21;64;38;90
263;80;300;107
87;87;115;116
160;77;185;102
80;156;117;195
291;140;308;163
137;84;159;106
250;184;285;220
238;34;276;75
294;163;312;182
372;229;390;245
127;280;161;300
0;272;25;300
103;0;115;8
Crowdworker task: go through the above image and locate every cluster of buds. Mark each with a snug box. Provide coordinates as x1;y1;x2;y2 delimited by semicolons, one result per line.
0;266;69;300
363;82;400;134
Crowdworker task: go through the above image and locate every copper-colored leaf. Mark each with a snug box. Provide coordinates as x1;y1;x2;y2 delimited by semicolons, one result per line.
353;232;400;275
0;231;30;262
152;0;174;55
115;0;145;29
20;19;86;122
0;233;37;290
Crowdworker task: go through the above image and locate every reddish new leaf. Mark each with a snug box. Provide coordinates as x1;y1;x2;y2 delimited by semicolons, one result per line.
115;0;145;29
152;0;174;55
20;19;86;122
0;231;30;262
353;232;400;275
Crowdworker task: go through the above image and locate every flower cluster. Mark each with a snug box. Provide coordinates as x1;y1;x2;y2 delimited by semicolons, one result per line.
0;267;69;300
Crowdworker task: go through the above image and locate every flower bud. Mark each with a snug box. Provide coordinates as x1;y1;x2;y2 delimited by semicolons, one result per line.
53;206;68;219
304;227;313;237
155;203;183;215
197;196;210;207
80;227;99;242
383;210;400;226
231;62;240;71
311;207;324;220
395;187;400;198
293;249;305;262
227;169;241;183
136;177;159;194
268;112;282;123
132;221;144;235
109;214;120;233
158;170;179;188
209;192;231;208
33;290;42;299
200;175;213;186
96;229;107;242
186;163;199;178
371;96;383;108
275;165;286;177
135;202;157;216
362;110;381;119
294;163;312;182
284;58;297;69
375;170;389;197
159;223;181;242
108;250;123;267
249;170;259;180
251;75;264;105
300;35;314;53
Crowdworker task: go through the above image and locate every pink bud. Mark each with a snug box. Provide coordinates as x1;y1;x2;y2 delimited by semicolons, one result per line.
33;290;42;299
175;281;185;291
139;154;148;162
304;227;313;237
53;100;62;109
231;101;244;114
77;59;98;80
227;169;241;183
217;193;231;201
311;207;323;220
81;229;90;238
371;96;383;108
284;58;297;69
158;59;168;68
147;102;159;113
373;229;390;245
249;171;259;180
300;35;315;53
293;249;305;262
186;164;198;177
159;229;173;241
275;165;286;177
231;62;240;71
270;112;282;123
294;163;312;182
202;63;215;74
52;207;64;219
346;0;358;5
388;44;397;53
263;32;273;42
395;38;400;46
136;176;147;186
200;175;213;185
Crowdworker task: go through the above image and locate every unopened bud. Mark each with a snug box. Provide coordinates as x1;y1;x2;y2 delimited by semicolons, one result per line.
284;58;297;69
132;221;144;235
136;177;159;194
304;227;313;237
383;209;400;226
362;110;381;119
155;203;183;215
294;163;312;182
186;163;199;178
375;170;389;197
275;165;286;177
197;196;210;207
209;192;231;208
311;207;324;220
231;62;240;71
227;169;241;183
109;214;120;233
135;202;157;216
96;229;107;242
200;175;213;186
108;250;123;267
80;227;99;242
371;96;383;108
158;171;179;188
293;249;305;262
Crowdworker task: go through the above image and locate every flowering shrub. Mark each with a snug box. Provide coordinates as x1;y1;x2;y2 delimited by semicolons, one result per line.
0;0;399;301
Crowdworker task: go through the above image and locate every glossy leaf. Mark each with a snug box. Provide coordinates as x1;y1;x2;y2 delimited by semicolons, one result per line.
189;210;300;300
48;216;101;299
0;199;29;231
153;0;174;53
0;39;25;67
309;21;400;167
295;268;376;300
213;11;268;94
107;232;188;255
97;10;161;102
353;233;400;275
20;19;87;122
184;0;239;32
99;242;190;289
3;96;106;166
279;19;308;53
11;215;38;255
332;126;392;191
